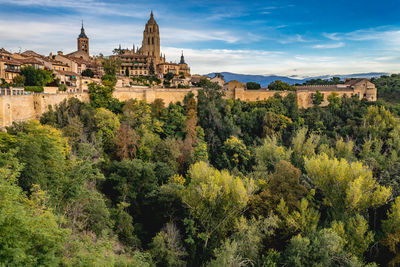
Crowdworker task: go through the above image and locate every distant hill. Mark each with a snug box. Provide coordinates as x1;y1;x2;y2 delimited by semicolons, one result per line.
205;72;387;87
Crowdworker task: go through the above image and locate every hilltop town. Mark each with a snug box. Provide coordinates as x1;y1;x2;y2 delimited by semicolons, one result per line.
0;12;377;127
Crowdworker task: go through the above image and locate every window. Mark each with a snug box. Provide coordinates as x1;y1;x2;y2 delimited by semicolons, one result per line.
148;37;150;45
152;37;154;45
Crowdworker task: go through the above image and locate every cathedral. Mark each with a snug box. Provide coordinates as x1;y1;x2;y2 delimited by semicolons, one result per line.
113;12;190;78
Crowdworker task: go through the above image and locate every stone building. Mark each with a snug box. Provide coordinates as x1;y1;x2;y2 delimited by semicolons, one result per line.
113;12;190;79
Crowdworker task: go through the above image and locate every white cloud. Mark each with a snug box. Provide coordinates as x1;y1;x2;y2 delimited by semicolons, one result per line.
323;32;341;41
312;42;345;49
162;46;400;76
0;0;149;18
324;27;400;50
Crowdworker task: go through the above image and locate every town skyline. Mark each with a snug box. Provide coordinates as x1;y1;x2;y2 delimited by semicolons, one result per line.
0;0;399;76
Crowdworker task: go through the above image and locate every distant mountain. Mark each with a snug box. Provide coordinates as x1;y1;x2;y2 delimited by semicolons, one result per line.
205;72;387;87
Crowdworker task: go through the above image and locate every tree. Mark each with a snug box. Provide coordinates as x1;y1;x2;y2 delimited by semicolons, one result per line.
4;121;70;204
150;223;186;267
20;66;53;86
88;82;114;109
304;153;391;217
381;197;400;266
283;229;367;266
81;68;94;78
254;136;292;174
0;150;68;265
246;82;261;90
291;128;320;169
221;136;251;172
102;57;121;77
268;161;307;210
327;92;342;110
268;80;296;91
114;124;139;160
12;74;25;86
312;90;324;106
149;61;155;76
164;72;174;81
181;162;255;248
94;108;120;152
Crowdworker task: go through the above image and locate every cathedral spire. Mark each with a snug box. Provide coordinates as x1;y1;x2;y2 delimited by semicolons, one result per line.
79;20;88;38
180;50;185;64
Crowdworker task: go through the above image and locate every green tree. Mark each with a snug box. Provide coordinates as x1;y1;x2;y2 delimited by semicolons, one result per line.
268;80;296;91
312;90;324;106
4;121;70;204
0;150;68;266
20;66;53;86
94;108;120;152
12;74;25;86
221;136;251;172
246;82;261;90
283;229;367;266
150;223;186;267
381;197;400;266
81;68;94;78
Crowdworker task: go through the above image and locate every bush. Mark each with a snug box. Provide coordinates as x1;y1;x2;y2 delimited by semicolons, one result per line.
24;86;44;93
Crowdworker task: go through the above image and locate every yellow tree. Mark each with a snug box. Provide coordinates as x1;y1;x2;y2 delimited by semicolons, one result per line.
181;161;255;248
304;153;391;216
381;197;400;266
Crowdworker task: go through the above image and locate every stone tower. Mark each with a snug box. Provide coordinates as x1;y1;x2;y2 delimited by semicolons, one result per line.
77;21;89;55
140;11;160;63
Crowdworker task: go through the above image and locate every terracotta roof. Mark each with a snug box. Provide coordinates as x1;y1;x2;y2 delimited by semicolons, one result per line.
55;70;79;76
62;55;90;65
17;57;44;65
344;78;368;86
21;50;43;57
0;58;21;65
0;48;11;55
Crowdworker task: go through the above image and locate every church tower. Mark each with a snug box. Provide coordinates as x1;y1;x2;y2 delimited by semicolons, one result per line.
77;22;89;55
140;11;160;63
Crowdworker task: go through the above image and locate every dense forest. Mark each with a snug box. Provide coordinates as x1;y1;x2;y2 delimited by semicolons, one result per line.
1;73;400;266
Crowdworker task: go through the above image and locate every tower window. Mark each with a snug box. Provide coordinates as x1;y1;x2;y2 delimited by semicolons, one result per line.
148;37;150;45
152;37;154;45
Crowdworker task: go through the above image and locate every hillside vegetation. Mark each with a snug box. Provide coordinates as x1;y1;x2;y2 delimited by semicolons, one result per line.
1;76;400;266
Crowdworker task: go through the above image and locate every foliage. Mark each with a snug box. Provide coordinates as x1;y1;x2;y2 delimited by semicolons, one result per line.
12;74;25;86
20;66;53;87
312;90;324;105
246;82;261;90
304;153;391;217
24;86;44;92
181;162;255;249
268;80;296;91
283;229;367;266
0;151;68;266
81;68;94;78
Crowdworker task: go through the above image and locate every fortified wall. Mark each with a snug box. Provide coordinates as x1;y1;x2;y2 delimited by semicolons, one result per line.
0;79;377;128
0;93;89;127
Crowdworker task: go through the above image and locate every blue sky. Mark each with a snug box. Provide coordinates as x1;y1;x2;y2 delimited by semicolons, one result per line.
0;0;399;76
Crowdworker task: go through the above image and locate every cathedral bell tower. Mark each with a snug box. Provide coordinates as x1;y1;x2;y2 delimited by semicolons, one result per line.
141;11;160;63
77;21;89;55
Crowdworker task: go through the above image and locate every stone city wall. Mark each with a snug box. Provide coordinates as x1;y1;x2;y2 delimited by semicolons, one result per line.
0;85;376;128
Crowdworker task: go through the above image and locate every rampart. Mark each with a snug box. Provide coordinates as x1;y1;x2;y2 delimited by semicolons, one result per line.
0;82;376;128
